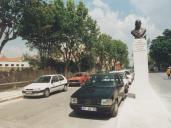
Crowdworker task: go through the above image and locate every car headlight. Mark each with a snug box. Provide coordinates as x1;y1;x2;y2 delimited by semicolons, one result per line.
101;99;113;105
70;97;77;104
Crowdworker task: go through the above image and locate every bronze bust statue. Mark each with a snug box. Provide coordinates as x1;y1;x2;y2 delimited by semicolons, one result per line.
131;20;146;39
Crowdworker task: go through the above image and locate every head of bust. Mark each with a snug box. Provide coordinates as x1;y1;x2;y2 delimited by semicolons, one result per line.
135;20;141;30
131;19;146;39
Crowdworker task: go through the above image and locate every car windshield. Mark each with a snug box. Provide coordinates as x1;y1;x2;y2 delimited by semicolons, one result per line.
125;71;130;75
33;76;51;83
85;74;115;87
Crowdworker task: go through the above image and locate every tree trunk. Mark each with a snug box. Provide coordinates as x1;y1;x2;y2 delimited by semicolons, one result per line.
64;61;68;77
77;62;81;72
0;40;8;54
0;30;17;54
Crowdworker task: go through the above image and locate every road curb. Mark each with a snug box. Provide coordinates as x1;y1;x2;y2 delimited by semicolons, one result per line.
0;96;23;103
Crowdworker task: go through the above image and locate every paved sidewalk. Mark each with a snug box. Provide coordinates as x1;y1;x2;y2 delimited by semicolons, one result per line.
117;81;171;128
0;89;23;103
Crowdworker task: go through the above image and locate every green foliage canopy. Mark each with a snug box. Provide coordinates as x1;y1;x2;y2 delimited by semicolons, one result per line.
149;29;171;69
0;0;26;54
18;0;129;73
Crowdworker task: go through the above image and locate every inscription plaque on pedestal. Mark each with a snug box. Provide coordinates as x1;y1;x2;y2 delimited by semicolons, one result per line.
133;39;149;83
133;39;147;52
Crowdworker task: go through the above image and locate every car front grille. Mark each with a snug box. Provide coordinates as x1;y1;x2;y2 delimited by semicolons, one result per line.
69;80;80;83
78;99;101;106
26;89;34;90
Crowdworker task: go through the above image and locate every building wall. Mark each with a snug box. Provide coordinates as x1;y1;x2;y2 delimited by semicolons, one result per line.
0;62;30;71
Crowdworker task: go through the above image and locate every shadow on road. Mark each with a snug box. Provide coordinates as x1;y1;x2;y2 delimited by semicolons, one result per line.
127;93;136;99
69;111;111;120
23;90;65;99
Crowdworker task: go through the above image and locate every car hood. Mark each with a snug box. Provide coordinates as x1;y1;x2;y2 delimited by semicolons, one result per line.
68;77;82;81
123;79;128;84
24;83;51;90
72;86;115;99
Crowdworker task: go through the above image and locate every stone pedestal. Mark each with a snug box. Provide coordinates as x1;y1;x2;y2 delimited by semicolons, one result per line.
133;39;149;84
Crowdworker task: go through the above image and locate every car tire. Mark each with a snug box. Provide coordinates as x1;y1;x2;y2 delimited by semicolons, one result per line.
74;110;81;115
124;86;128;93
63;84;68;91
44;89;50;97
111;100;118;117
23;96;28;99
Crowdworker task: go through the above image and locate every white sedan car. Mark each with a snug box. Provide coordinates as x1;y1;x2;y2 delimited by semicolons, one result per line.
109;70;129;93
22;74;68;97
122;70;133;85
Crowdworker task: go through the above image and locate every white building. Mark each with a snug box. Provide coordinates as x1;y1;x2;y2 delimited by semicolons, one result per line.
0;56;30;71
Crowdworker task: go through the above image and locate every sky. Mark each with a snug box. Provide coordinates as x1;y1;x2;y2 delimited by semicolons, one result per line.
1;0;171;59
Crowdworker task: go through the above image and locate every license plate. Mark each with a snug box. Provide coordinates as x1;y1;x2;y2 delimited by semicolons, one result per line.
25;91;32;94
81;106;97;111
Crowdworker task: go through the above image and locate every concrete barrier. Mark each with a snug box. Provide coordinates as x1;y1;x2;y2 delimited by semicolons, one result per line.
0;81;30;90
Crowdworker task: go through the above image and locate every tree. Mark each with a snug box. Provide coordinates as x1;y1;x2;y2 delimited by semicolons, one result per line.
94;33;128;71
19;0;56;68
0;0;25;54
113;40;129;67
18;0;128;73
23;53;40;69
93;34;111;70
52;0;99;74
149;29;171;70
19;0;99;73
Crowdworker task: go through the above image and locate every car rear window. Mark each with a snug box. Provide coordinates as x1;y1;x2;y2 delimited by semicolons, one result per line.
75;73;83;77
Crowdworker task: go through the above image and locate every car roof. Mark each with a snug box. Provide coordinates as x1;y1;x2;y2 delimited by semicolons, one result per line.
75;72;88;74
93;72;118;76
109;70;124;73
121;69;130;72
41;74;64;77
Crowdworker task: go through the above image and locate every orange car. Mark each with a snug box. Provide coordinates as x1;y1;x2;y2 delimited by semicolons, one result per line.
68;72;90;86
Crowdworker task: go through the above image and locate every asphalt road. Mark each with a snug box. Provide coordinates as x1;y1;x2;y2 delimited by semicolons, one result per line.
0;73;170;128
0;87;119;128
149;73;171;114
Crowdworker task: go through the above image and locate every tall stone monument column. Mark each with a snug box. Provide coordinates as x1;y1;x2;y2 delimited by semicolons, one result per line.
133;39;149;83
131;20;149;83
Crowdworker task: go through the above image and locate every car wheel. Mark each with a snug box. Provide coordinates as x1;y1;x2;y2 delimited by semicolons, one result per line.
74;110;81;115
111;100;118;117
23;96;28;99
44;89;50;97
124;86;128;93
63;84;68;91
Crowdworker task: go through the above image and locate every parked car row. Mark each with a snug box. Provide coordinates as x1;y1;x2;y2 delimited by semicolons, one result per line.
22;72;90;98
109;69;134;93
70;72;126;117
70;69;134;117
22;69;134;117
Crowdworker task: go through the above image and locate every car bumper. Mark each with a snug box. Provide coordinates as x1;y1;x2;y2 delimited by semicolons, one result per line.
22;90;44;97
70;103;113;114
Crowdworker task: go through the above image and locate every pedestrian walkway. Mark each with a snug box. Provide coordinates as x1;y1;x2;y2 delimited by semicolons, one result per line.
117;80;171;128
0;89;22;103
